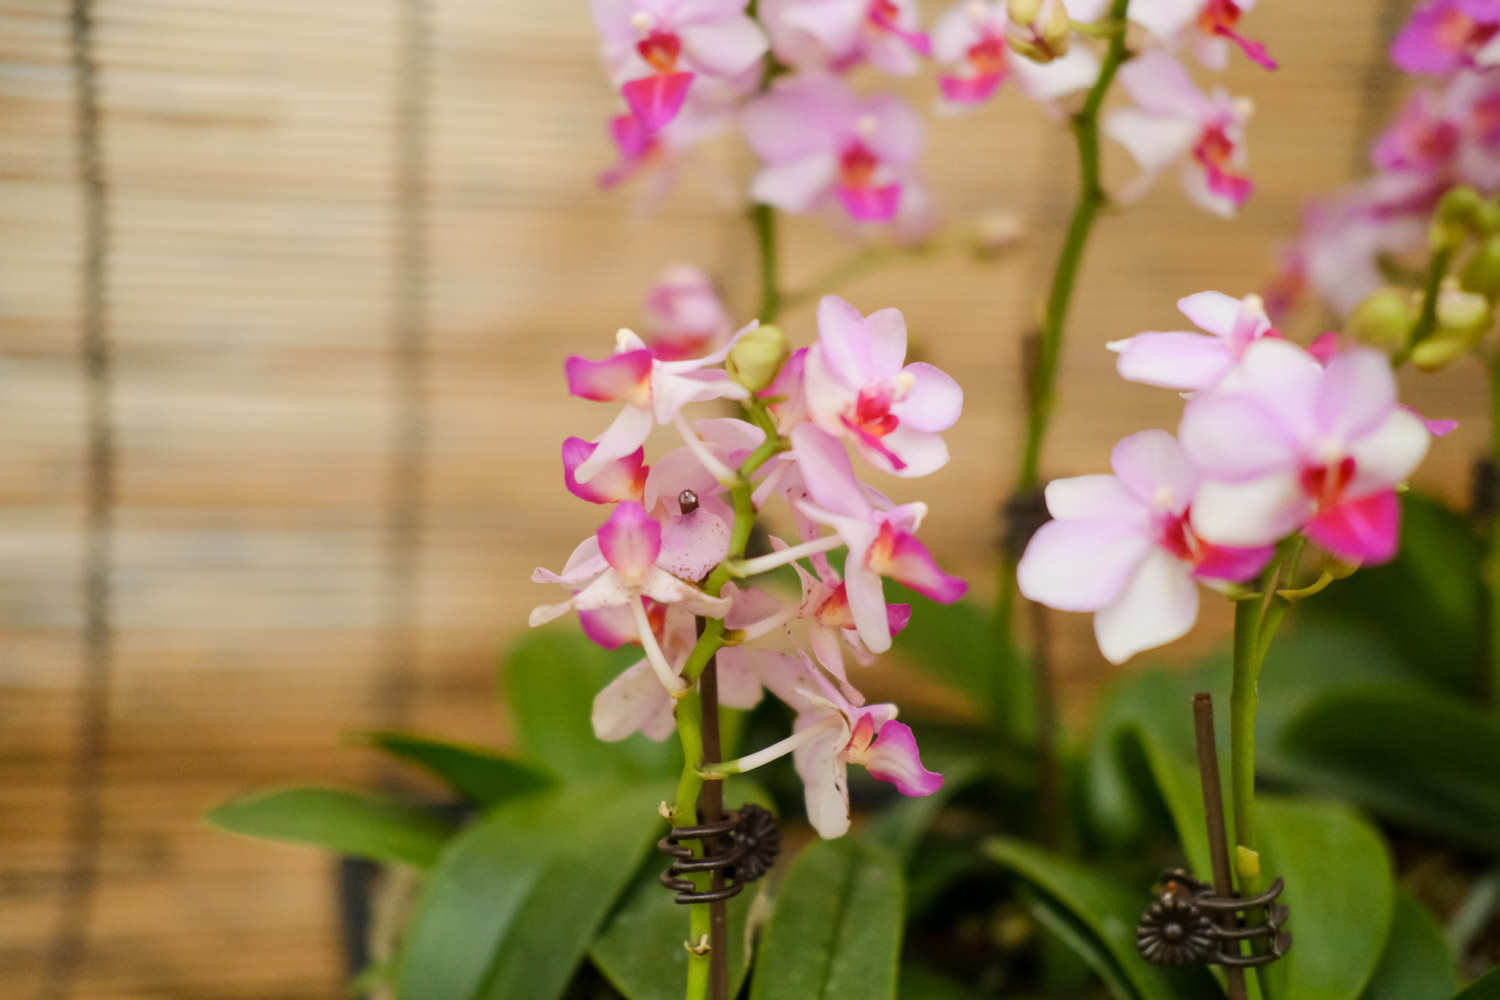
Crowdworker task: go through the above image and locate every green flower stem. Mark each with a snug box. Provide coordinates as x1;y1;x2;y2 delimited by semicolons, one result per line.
1229;545;1297;999
672;407;786;1000
752;202;781;324
995;0;1132;632
1393;245;1453;368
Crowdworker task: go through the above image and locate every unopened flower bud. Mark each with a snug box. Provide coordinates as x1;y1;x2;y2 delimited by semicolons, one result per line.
1462;235;1500;299
726;323;790;393
1346;287;1414;353
1432;185;1484;251
1006;0;1070;62
1410;329;1473;371
1435;279;1491;336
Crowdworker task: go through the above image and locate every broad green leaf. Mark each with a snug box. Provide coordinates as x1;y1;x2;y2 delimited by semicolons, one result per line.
1022;887;1142;1000
889;588;1030;732
1362;892;1459;1000
750;838;904;1000
867;753;985;865
396;781;667;1000
1256;798;1395;1000
502;627;677;782
1086;669;1200;847
362;731;553;805
983;837;1216;999
589;867;755;1000
1454;966;1500;998
206;787;451;869
1268;686;1500;854
1118;725;1215;880
1308;493;1482;694
588;779;770;1000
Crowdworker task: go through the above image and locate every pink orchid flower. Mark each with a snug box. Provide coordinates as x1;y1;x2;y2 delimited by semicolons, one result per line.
1116;0;1277;71
562;438;649;505
1018;430;1274;664
931;1;1101;110
1180;340;1432;565
1392;0;1500;76
742;653;941;838
642;417;766;578
759;0;931;77
598;74;745;195
566;326;751;484
1108;290;1278;391
803;295;964;476
786;424;967;654
590;596;764;741
642;264;735;360
742;73;925;224
530;501;732;691
1105;49;1256;217
590;0;767;131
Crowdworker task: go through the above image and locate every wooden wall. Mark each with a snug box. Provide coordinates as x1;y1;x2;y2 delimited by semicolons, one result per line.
0;0;1478;996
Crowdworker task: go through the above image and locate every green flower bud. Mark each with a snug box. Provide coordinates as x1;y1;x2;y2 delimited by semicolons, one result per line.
726;323;790;393
1432;185;1485;251
1005;0;1070;61
1345;287;1414;353
1472;199;1500;236
1435;279;1491;335
1462;235;1500;298
1409;330;1473;371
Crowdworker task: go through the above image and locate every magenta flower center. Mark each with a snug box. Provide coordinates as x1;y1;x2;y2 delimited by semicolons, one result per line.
849;382;900;437
636;30;682;73
843;713;879;760
816;583;856;628
867;0;900;31
1159;509;1207;567
1474;92;1500;147
1436;6;1498;53
839;142;881;190
966;35;1007;75
1193;124;1252;203
1299;455;1357;510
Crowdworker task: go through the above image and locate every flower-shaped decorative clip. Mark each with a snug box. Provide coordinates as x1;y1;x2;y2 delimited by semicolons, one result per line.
1136;869;1291;968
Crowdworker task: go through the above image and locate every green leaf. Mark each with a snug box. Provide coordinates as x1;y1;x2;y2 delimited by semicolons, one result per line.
206;787;451;869
1308;493;1482;694
589;867;754;1000
1362;892;1459;1000
867;752;985;865
396;781;668;1000
983;837;1216;999
1022;886;1143;1000
888;588;1029;732
363;731;554;805
1086;669;1200;847
502;627;678;782
899;962;979;1000
1268;686;1500;854
588;779;770;1000
750;838;905;1000
1256;798;1395;1000
1454;966;1500;998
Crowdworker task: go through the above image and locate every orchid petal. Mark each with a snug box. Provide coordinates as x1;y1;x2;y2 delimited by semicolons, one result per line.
563;437;647;504
893;362;962;431
863;720;944;796
1111;331;1233;391
1347;408;1430;497
576;404;655;483
1017;518;1154;612
565;349;652;402
592;658;677;741
1044;475;1144;522
622;71;695;131
1306;490;1401;565
1094;548;1200;664
1190;471;1310;547
597;501;662;577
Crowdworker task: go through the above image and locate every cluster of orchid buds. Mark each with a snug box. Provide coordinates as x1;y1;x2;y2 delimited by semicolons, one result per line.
590;0;1276;224
1272;0;1500;319
1018;289;1447;664
531;294;968;838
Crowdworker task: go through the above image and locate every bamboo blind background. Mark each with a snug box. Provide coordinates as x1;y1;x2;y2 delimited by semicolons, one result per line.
0;0;1481;996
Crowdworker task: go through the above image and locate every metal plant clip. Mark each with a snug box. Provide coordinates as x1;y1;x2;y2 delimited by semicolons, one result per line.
1135;694;1291;996
658;803;781;904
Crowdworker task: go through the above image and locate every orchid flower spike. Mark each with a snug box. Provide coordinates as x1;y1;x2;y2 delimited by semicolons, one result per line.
1108;290;1279;392
590;0;767;131
931;0;1102;111
1180;340;1433;565
565;325;752;484
1105;48;1256;217
742;73;926;224
804;295;964;477
758;0;932;77
1018;429;1274;664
